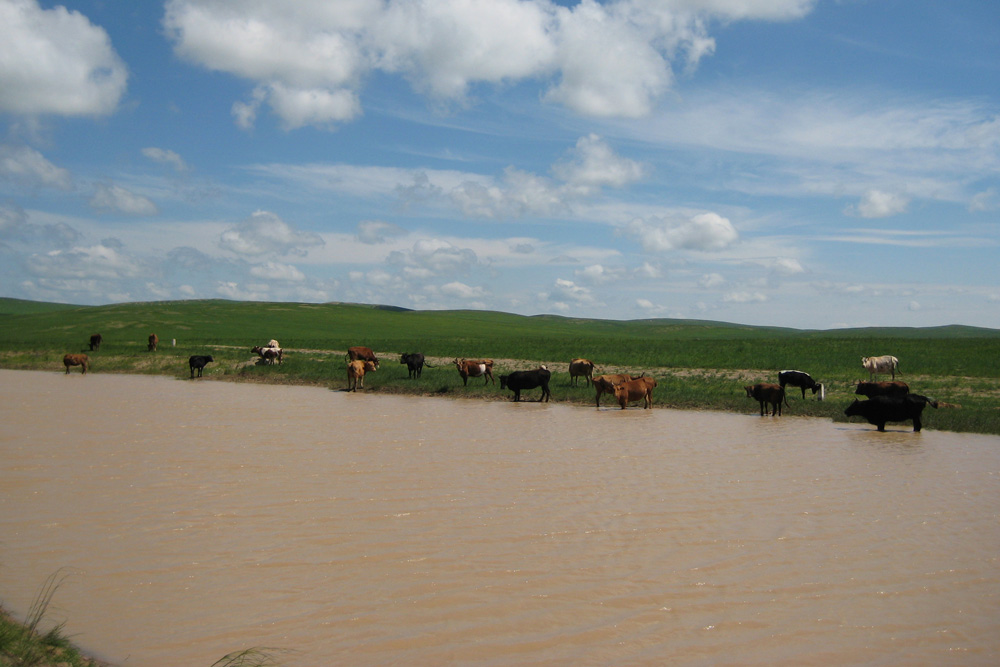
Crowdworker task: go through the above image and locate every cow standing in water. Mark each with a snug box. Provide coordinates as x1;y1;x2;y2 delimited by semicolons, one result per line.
845;394;937;432
745;383;788;416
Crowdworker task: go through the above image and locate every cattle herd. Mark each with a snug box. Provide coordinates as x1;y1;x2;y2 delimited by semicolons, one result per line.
64;333;941;431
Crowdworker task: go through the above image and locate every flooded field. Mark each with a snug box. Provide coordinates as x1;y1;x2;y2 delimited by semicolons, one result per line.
1;369;998;666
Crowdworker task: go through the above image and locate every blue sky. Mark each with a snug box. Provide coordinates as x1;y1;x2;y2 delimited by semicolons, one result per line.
1;0;998;329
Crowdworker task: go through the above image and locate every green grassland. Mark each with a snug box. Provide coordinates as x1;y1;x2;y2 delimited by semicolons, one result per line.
1;298;999;435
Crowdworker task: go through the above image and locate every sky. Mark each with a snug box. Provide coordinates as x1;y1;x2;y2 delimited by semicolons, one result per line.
1;0;998;330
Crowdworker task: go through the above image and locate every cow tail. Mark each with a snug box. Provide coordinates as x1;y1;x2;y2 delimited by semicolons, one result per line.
782;387;790;408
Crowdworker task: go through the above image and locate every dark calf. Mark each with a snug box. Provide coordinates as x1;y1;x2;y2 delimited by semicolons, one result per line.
745;383;787;416
189;355;214;378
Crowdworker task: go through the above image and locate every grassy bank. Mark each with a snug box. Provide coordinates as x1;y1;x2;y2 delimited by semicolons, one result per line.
1;298;998;435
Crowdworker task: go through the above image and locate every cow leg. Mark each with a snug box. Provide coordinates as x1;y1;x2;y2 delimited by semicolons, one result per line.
912;416;922;432
542;384;550;402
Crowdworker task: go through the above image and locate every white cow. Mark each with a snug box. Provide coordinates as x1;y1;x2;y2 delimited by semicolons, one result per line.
861;355;900;380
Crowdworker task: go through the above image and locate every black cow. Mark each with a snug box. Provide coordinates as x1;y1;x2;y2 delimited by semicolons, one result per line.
844;394;938;432
189;355;214;378
499;367;551;402
400;352;430;379
778;370;824;400
89;333;103;351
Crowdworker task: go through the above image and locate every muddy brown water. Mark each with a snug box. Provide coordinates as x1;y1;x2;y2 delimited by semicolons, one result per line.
1;369;998;666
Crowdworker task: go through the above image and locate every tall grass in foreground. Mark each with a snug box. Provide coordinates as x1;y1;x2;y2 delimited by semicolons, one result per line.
0;570;100;667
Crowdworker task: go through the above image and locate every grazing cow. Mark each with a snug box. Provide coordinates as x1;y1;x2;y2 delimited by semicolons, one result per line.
861;355;901;380
453;358;495;385
88;333;102;351
189;355;214;378
854;380;909;398
347;359;377;392
63;353;89;374
147;333;158;352
568;358;595;386
252;345;283;365
347;346;379;368
613;376;657;410
778;369;824;400
592;373;637;408
745;383;788;416
400;352;429;379
844;394;937;432
500;367;552;402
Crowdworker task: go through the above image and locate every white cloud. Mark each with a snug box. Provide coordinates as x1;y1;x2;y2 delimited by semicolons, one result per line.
26;243;144;281
723;290;767;303
90;183;159;216
440;281;488;300
142;147;189;172
575;263;625;284
0;0;127;116
249;261;306;282
0;145;72;189
163;0;818;129
848;189;910;218
387;238;478;275
552;134;647;192
219;210;325;257
624;212;739;252
357;220;406;244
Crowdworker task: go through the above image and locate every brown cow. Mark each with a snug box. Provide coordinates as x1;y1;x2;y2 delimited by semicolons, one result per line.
63;353;89;374
88;333;102;351
592;373;637;408
854;380;909;398
568;358;595;385
453;358;495;385
613;376;657;409
148;333;158;352
347;359;377;391
745;383;787;416
346;346;379;368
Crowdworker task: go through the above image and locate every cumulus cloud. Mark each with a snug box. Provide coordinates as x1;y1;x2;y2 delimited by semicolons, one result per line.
163;0;815;129
624;212;739;252
0;145;72;189
219;210;325;257
552;134;647;192
0;0;127;116
90;183;159;216
142;147;189;172
847;188;910;218
575;263;625;284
